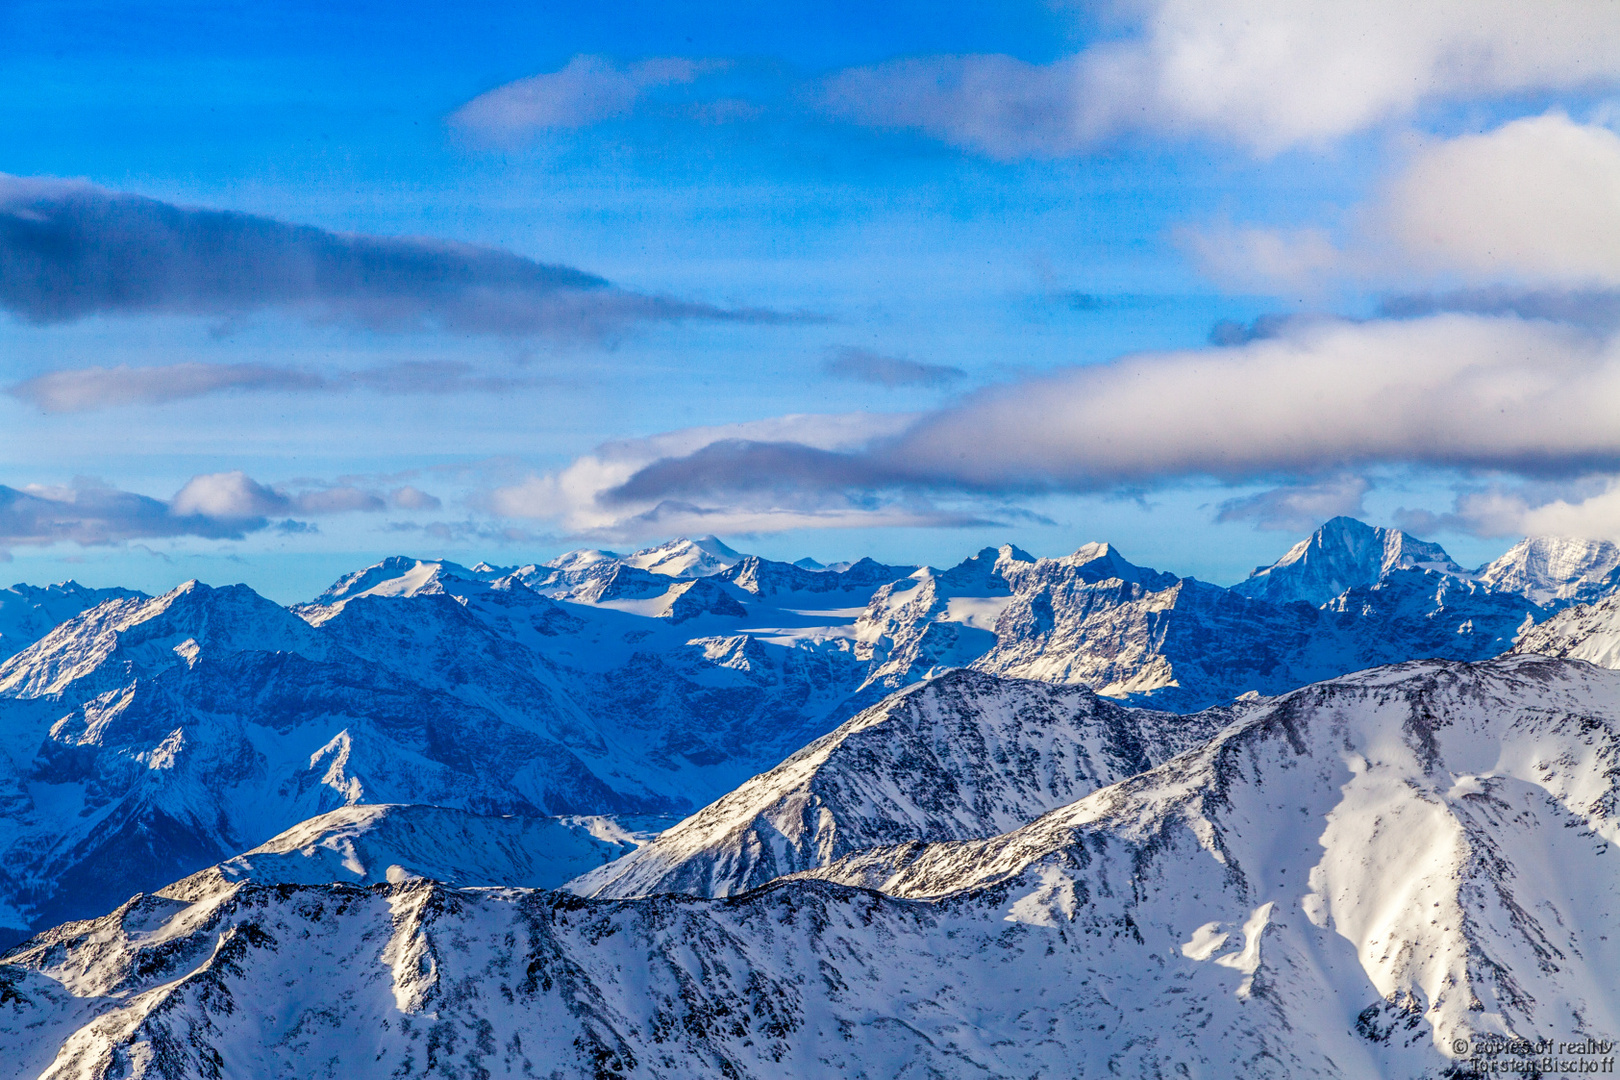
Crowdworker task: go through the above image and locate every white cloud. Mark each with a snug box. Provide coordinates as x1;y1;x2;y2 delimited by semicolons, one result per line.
1216;475;1371;532
170;472;386;521
1187;112;1620;292
1095;0;1620;152
1382;112;1620;284
816;2;1620;156
487;314;1620;538
888;314;1620;486
389;486;442;511
170;471;289;519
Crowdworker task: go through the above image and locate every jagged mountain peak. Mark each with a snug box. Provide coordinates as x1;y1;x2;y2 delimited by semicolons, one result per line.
159;804;633;900
1233;516;1464;607
0;579;327;700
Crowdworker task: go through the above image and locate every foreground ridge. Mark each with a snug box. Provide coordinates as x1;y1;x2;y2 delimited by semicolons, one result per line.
5;654;1620;1078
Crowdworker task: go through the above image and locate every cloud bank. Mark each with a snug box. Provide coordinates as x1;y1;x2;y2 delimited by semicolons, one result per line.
0;176;786;337
489;313;1620;537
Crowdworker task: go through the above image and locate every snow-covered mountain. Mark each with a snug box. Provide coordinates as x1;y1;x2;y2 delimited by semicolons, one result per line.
8;654;1620;1078
160;804;634;899
973;544;1540;711
0;521;1611;951
571;668;1226;899
0;581;644;945
1477;535;1620;606
0;582;143;662
1232;515;1467;606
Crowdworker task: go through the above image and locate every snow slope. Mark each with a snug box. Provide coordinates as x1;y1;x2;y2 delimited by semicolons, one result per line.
572;668;1226;898
8;655;1620;1078
1515;590;1620;668
160;804;632;898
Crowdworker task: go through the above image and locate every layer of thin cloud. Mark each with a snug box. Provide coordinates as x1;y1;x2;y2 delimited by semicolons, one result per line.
822;347;964;388
1378;287;1620;333
0;176;784;337
8;360;536;413
0;480;257;547
1216;476;1371;533
453;56;718;136
1398;477;1620;541
816;55;1090;159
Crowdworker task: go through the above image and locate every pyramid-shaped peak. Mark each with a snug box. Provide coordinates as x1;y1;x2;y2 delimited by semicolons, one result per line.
622;536;747;578
1235;518;1464;607
311;557;492;606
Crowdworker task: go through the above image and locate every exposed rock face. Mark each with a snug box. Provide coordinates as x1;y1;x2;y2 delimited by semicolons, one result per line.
0;521;1605;956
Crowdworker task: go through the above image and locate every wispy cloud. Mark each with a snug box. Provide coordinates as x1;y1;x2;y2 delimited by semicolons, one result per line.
7;360;538;413
1377;287;1620;332
0;176;796;337
822;347;964;388
452;56;724;137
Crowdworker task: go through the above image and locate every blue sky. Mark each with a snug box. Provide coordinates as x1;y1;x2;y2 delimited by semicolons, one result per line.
5;1;1620;601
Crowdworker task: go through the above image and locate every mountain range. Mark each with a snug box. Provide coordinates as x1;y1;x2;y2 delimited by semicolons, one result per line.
7;516;1620;1076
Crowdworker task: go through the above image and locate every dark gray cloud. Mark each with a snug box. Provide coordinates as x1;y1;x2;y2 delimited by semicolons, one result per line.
602;439;903;505
1377;287;1620;331
0;176;792;337
822;347;964;388
8;359;540;413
